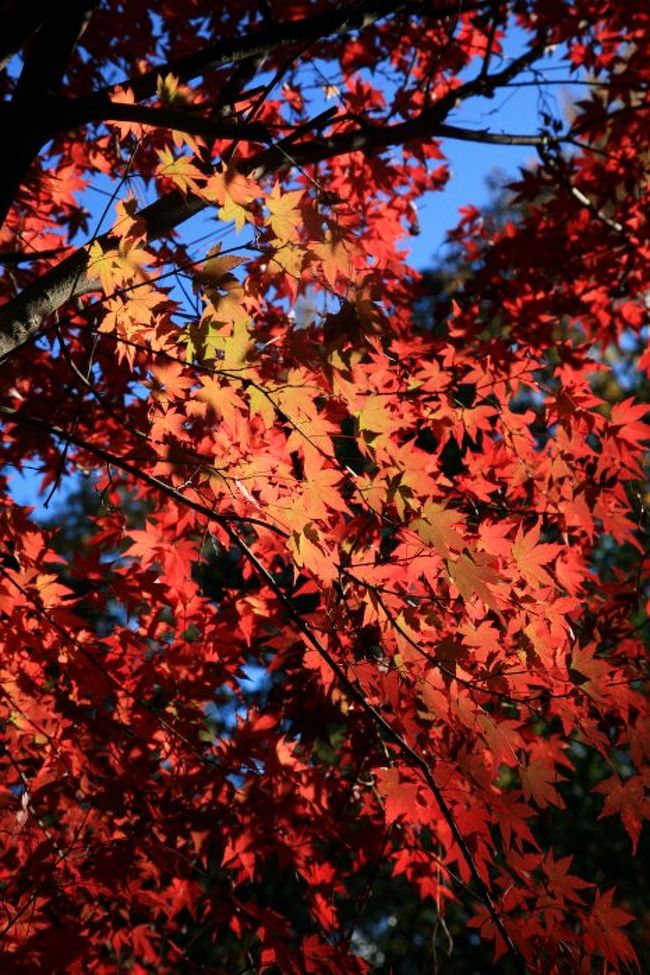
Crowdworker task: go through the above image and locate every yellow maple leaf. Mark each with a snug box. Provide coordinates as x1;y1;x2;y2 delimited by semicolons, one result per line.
87;241;121;293
204;317;253;370
311;233;360;288
197;246;245;287
264;182;302;243
218;193;251;233
99;290;163;333
156;72;191;107
112;195;147;247
87;240;150;293
268;243;304;280
196;375;245;428
156;148;203;194
357;396;391;435
205;275;248;326
288;522;339;586
356;396;393;456
247;384;276;429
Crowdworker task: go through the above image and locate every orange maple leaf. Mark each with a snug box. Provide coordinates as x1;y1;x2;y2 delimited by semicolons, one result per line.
511;522;559;588
410;502;464;558
448;550;500;609
311;233;360;288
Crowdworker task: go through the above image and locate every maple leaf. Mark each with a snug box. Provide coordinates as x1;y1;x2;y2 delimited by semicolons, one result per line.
197;246;245;287
584;888;638;970
569;643;611;704
112;195;147;248
147;361;194;406
247;383;276;428
608;397;650;444
87;239;151;293
126;526;164;565
511;522;559;589
300;455;346;521
541;852;592;904
196;374;245;428
311;233;360;288
410;502;464;558
520;760;565;809
478;715;523;771
98;290;165;353
205;164;257;207
205;165;258;231
204;276;249;327
447;550;500;609
219;193;252;233
86;241;123;293
109;85;143;139
594;775;650;853
356;396;393;458
375;767;423;825
156;72;191;108
156;148;203;193
202;316;253;369
222;831;257;882
288;522;339;586
268;243;305;294
357;396;392;435
265;182;303;243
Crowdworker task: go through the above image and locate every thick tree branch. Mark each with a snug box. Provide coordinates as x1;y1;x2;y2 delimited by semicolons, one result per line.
0;1;97;229
12;0;96;102
0;0;490;237
0;0;62;70
0;190;206;360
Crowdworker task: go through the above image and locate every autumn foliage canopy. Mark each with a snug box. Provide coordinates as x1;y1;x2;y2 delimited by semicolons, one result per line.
0;0;649;971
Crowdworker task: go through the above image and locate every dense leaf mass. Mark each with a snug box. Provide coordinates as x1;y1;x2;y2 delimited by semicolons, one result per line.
0;1;648;971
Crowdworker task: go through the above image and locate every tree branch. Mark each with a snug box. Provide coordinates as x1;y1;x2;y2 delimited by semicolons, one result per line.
87;0;487;105
0;0;63;71
0;1;98;229
436;123;553;146
12;0;96;103
0;87;558;361
0;30;553;359
59;99;274;143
